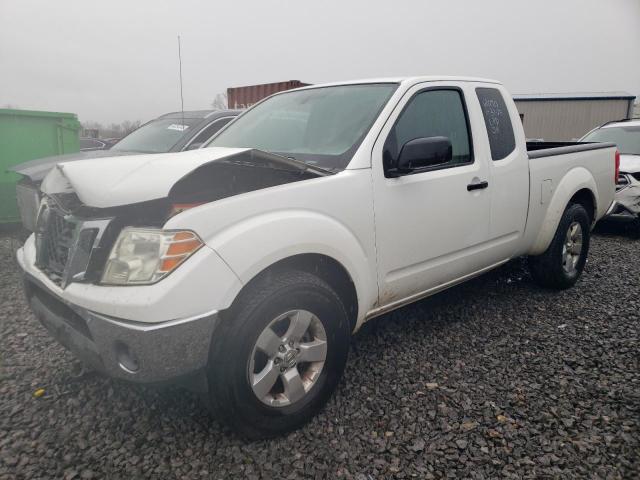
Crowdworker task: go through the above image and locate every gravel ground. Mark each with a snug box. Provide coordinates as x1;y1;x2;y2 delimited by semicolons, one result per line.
1;223;638;479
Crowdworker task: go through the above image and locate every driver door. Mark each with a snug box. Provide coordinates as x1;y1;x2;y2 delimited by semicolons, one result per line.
372;84;493;306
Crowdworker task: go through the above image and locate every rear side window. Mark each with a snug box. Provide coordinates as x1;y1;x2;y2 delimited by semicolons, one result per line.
384;89;473;171
476;88;516;160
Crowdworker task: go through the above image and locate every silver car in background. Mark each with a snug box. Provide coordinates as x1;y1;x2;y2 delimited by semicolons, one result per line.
581;118;640;232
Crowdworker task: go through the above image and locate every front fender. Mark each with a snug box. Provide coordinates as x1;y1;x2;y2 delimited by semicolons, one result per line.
529;167;597;255
205;210;377;327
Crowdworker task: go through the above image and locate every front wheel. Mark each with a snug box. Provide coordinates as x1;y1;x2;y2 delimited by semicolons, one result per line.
206;270;350;439
529;203;591;290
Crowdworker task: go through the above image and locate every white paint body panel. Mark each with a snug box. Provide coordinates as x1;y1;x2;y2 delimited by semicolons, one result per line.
165;170;379;327
524;150;615;255
27;76;616;329
372;81;493;303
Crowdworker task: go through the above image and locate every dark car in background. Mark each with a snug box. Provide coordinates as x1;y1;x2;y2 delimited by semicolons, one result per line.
13;109;240;230
101;138;122;149
80;137;111;151
79;137;121;151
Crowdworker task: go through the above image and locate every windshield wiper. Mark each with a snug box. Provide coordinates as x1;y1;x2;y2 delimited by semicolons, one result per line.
266;151;335;176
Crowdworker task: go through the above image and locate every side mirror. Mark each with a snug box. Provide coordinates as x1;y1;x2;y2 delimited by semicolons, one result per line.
185;142;204;151
395;136;452;174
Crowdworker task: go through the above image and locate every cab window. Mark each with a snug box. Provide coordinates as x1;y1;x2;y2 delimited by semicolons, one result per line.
476;87;516;160
383;89;473;173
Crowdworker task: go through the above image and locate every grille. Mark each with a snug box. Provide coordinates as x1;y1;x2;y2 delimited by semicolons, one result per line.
36;207;77;284
34;197;111;287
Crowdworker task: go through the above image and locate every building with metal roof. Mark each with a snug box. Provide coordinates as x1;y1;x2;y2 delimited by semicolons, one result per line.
513;92;636;141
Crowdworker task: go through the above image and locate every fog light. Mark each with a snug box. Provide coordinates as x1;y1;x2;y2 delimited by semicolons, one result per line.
115;341;139;373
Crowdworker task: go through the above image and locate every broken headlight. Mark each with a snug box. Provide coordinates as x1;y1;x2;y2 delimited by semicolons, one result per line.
101;228;203;285
617;173;630;191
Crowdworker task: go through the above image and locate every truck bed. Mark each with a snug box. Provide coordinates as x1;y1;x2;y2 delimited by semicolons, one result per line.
527;141;616;159
521;141;617;256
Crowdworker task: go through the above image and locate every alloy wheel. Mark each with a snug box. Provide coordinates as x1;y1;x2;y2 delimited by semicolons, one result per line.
248;310;327;407
562;221;583;275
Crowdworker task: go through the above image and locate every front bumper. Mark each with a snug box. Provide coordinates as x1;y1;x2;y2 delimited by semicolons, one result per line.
22;273;218;383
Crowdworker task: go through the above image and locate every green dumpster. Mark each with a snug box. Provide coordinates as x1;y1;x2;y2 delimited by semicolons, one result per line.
0;108;81;223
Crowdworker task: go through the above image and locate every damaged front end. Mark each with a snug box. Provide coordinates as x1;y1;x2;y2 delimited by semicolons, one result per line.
33;148;329;288
32;194;169;287
610;171;640;218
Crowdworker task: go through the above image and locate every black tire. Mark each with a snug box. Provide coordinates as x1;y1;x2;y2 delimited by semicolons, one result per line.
529;203;591;290
206;270;350;439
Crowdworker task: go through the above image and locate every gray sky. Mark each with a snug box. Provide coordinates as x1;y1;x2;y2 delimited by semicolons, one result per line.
1;0;639;124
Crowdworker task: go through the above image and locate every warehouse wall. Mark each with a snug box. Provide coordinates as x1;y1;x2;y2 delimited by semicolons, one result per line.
515;99;631;141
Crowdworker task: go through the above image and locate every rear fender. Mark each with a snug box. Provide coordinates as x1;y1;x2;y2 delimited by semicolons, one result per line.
529;167;597;255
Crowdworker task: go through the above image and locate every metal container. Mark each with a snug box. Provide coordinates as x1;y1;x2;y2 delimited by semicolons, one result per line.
227;80;310;109
514;92;636;141
0;109;80;223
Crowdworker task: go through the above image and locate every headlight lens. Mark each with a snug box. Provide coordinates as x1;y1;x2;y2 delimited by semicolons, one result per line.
101;228;203;285
616;173;630;191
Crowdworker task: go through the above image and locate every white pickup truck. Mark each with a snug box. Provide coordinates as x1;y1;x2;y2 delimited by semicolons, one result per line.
17;77;618;438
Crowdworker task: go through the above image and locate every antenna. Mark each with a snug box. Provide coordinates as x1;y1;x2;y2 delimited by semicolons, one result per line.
177;35;185;129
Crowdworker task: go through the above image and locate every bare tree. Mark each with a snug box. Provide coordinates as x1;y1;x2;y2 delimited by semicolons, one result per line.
121;120;141;136
81;120;141;139
211;92;228;110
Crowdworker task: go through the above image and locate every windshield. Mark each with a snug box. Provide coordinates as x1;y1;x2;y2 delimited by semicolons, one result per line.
582;125;640;155
111;118;200;153
207;84;397;170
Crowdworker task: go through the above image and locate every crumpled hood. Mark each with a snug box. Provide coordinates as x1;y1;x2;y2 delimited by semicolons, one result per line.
10;149;141;182
41;148;249;208
40;147;326;209
619;154;640;174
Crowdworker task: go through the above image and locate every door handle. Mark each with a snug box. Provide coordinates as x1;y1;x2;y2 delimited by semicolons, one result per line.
467;180;489;191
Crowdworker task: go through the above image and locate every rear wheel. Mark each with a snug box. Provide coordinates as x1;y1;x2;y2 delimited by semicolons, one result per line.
206;270;350;439
529;203;591;289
